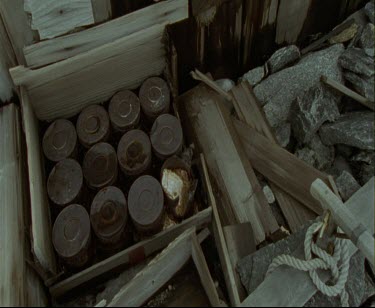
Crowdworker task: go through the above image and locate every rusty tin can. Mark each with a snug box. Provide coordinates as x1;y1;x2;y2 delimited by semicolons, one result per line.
109;90;141;133
47;158;84;208
128;175;165;235
117;129;152;177
43;119;77;162
77;105;110;148
52;204;91;268
139;77;170;120
83;142;118;190
90;186;128;246
150;114;183;160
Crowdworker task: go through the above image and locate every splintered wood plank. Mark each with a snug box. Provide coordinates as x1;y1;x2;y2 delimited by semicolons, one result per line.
23;0;188;68
20;87;57;275
11;24;166;121
50;207;212;298
178;84;279;244
230;82;317;232
234;119;333;215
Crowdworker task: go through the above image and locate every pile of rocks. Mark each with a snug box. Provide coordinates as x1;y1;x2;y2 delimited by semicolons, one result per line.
238;1;374;202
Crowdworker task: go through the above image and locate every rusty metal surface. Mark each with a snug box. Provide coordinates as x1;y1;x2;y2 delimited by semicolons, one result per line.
139;77;170;119
117;129;152;177
90;186;128;245
109;90;141;133
83;142;118;190
43;119;77;162
47;158;83;207
128;175;165;235
150;114;183;160
76;104;110;148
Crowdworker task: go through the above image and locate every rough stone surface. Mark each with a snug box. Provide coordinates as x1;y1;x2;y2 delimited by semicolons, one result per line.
241;66;265;86
267;45;301;74
359;23;375;49
364;48;375;57
351;151;375;185
329;23;359;44
215;78;235;92
291;85;340;144
274;123;291;148
344;71;374;102
262;185;275;204
319;112;375;150
255;44;344;128
358;163;375;185
335;170;361;201
295;148;316;167
364;1;375;23
309;135;335;170
339;47;374;77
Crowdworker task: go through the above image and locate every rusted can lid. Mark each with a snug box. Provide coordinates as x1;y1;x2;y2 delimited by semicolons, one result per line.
47;159;83;207
128;175;164;231
150;114;183;159
117;129;152;176
83;142;118;189
43;119;77;162
90;186;127;241
139;77;170;119
77;105;110;148
109;90;141;132
52;204;91;259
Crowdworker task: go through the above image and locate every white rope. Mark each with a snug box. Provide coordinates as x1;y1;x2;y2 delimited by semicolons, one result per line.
267;221;351;307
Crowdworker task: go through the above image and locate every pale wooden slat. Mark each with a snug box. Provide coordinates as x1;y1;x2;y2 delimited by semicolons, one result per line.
20;87;57;275
23;0;188;68
50;207;212;298
11;24;166;121
91;0;112;24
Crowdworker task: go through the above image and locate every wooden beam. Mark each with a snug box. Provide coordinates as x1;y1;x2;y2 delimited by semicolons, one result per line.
234;119;333;215
107;228;210;307
11;24;166;121
23;0;188;68
240;177;375;307
321;75;375;110
91;0;112;24
50;207;212;298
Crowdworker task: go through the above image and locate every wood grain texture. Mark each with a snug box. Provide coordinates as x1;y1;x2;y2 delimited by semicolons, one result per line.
178;84;279;244
240;177;375;307
23;0;188;68
234;119;333;215
230;82;317;232
91;0;112;23
20;87;57;275
11;24;166;121
50;207;212;298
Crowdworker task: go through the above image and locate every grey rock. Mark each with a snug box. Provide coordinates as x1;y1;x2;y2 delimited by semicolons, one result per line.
295;148;316;167
291;85;340;144
336;170;361;201
339;47;374;77
262;185;275;204
364;48;375;57
267;45;301;74
359;23;375;49
351;151;375;185
344;71;374;101
319;112;375;150
359;163;375;185
309;135;335;170
242;66;265;86
364;1;375;23
351;150;375;164
215;78;235;92
274;123;291;148
328;155;353;178
255;44;344;128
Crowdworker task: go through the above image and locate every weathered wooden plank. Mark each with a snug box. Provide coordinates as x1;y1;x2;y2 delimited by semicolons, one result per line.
91;0;112;24
240;177;375;307
108;228;210;307
50;207;212;298
23;0;188;68
234;119;333;215
20;87;57;275
11;24;166;121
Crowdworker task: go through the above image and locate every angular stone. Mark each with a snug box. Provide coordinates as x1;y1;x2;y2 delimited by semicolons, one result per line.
351;151;375;185
336;170;361;201
319;112;375;150
241;66;265;86
351;150;375;165
329;22;359;44
266;45;301;74
364;1;375;23
291;86;340;144
295;148;316;167
364;48;375;57
344;71;374;102
215;78;235;92
255;44;344;128
359;23;375;49
308;135;335;170
339;47;374;77
274;123;291;148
